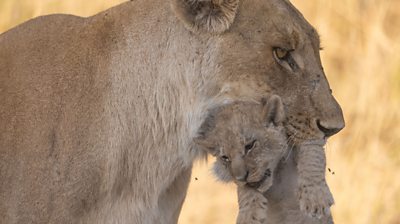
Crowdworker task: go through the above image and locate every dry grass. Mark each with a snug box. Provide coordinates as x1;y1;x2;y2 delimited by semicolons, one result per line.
1;0;399;223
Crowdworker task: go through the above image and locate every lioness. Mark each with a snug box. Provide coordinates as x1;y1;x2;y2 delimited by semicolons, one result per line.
194;95;288;224
0;0;344;223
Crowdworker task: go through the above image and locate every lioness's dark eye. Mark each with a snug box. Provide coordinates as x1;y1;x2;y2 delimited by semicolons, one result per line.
245;140;257;154
221;155;230;163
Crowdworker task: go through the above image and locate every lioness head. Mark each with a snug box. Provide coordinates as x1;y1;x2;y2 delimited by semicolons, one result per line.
173;0;345;144
194;96;287;192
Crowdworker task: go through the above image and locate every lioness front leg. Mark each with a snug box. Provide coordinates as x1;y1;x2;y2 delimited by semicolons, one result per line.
237;186;269;224
297;143;334;219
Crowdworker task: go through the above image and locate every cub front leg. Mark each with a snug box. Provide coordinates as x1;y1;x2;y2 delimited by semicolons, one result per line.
297;143;334;219
237;186;269;224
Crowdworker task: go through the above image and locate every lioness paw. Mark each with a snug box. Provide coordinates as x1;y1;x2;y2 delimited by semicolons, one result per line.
297;183;334;219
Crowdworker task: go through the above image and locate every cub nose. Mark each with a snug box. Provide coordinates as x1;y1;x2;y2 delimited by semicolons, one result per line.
317;119;345;137
235;171;249;182
231;156;248;182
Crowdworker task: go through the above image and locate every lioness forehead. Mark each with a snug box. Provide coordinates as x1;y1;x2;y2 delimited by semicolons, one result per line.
271;0;320;39
233;0;320;48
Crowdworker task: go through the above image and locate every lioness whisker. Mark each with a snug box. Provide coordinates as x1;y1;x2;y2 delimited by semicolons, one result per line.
284;130;298;162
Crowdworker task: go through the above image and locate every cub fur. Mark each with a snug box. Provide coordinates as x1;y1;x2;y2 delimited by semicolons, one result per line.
194;95;287;224
195;95;334;223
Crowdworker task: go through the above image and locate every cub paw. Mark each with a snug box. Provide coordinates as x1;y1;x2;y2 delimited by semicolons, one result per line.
297;183;334;219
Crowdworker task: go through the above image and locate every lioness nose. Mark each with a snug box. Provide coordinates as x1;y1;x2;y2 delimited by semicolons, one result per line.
317;119;345;137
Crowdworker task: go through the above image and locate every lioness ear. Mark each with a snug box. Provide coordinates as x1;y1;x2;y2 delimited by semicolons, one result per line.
172;0;240;33
261;95;285;126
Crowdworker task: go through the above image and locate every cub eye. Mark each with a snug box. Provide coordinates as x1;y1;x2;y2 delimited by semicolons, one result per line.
220;155;230;163
245;140;257;154
273;47;298;72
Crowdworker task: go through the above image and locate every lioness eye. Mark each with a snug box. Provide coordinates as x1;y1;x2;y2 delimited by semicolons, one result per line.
221;155;230;163
274;47;289;60
273;47;298;72
245;140;257;154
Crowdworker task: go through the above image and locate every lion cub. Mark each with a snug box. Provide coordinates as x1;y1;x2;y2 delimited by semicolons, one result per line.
194;95;288;224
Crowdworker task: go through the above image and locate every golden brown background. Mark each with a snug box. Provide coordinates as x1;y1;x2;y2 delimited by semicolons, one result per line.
1;0;399;223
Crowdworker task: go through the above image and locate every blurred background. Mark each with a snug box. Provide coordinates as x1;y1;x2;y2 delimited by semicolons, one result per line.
1;0;399;223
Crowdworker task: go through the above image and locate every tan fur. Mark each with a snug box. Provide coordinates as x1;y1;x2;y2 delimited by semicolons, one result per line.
0;0;344;223
194;97;288;224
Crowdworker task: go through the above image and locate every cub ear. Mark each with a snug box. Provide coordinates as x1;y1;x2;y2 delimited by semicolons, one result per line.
261;95;285;127
171;0;240;33
193;107;219;154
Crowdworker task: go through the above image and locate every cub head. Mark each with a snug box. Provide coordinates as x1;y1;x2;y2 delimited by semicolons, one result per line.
194;95;288;192
173;0;345;144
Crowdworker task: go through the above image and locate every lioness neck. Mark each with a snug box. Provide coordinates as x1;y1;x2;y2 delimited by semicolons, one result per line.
84;0;218;217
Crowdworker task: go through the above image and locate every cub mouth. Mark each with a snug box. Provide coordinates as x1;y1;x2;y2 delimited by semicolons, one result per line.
246;169;271;189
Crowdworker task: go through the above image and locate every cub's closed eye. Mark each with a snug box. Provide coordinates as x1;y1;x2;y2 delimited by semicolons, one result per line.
221;155;230;163
245;140;257;154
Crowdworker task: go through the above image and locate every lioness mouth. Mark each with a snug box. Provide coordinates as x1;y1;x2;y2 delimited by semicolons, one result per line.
246;169;271;189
